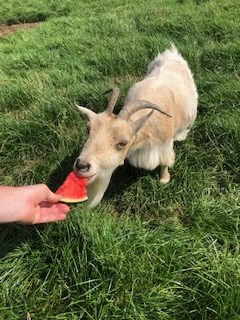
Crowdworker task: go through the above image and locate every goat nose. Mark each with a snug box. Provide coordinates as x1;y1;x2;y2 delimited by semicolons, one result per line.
75;158;91;172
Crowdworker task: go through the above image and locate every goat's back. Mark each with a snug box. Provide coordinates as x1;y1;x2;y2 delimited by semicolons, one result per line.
125;46;198;141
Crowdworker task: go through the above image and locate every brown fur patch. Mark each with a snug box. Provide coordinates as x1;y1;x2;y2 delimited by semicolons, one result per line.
0;22;39;37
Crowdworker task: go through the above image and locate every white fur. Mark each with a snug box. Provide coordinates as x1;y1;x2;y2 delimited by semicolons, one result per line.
127;142;175;170
86;170;113;208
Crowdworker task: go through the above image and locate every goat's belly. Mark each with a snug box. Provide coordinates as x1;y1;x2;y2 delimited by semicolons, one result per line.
127;146;162;170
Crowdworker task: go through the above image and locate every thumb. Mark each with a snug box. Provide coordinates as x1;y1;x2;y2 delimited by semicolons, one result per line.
45;189;62;203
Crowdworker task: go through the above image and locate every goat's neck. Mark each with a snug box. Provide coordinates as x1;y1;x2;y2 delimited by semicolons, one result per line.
87;172;112;208
129;129;151;153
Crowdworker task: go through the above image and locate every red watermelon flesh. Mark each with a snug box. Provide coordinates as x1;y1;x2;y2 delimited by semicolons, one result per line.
55;172;88;203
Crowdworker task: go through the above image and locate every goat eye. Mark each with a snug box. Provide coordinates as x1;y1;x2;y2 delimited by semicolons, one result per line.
116;141;128;150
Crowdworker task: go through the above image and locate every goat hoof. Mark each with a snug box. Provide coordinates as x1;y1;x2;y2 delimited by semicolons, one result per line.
160;175;170;185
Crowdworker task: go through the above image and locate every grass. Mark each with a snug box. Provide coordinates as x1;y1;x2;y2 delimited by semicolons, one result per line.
0;0;240;318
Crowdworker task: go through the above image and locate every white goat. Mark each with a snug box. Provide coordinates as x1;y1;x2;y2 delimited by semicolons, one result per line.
74;45;198;207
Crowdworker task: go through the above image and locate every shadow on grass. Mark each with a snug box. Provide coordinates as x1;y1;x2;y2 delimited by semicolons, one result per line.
104;160;159;213
2;7;71;26
0;224;44;259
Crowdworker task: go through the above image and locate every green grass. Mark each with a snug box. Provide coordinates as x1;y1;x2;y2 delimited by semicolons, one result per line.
0;0;240;319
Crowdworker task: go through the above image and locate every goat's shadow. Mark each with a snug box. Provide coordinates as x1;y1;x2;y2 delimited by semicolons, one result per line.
103;160;158;213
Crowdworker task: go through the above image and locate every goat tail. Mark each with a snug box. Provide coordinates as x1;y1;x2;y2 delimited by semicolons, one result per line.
146;44;180;77
169;42;178;53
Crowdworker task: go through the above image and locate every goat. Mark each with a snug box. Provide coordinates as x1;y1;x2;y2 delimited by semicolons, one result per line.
74;45;198;207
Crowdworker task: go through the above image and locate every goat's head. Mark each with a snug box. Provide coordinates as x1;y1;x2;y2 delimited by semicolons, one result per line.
74;86;170;207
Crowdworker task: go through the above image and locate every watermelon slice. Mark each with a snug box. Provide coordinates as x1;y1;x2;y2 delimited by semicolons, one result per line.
55;172;88;203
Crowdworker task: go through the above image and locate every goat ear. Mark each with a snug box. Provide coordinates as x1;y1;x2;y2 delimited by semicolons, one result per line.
130;110;154;135
75;104;96;119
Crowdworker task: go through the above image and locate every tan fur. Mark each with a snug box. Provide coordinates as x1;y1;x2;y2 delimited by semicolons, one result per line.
74;46;198;207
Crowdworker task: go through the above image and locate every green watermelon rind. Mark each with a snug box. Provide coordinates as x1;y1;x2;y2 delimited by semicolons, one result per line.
59;195;88;204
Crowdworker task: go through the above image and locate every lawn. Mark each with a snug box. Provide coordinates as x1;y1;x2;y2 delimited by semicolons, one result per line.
0;0;240;319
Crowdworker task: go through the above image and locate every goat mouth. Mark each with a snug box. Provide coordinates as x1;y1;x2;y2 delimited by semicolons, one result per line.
74;171;96;179
86;174;96;184
76;173;96;184
74;171;97;184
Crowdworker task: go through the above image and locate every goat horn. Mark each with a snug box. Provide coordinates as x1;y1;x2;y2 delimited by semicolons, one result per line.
118;100;172;120
104;86;120;115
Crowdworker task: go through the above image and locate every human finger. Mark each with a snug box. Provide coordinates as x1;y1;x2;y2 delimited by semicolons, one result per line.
46;191;62;203
33;203;70;224
31;184;61;203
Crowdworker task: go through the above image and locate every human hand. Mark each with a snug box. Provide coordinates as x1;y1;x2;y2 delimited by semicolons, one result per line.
0;184;70;224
